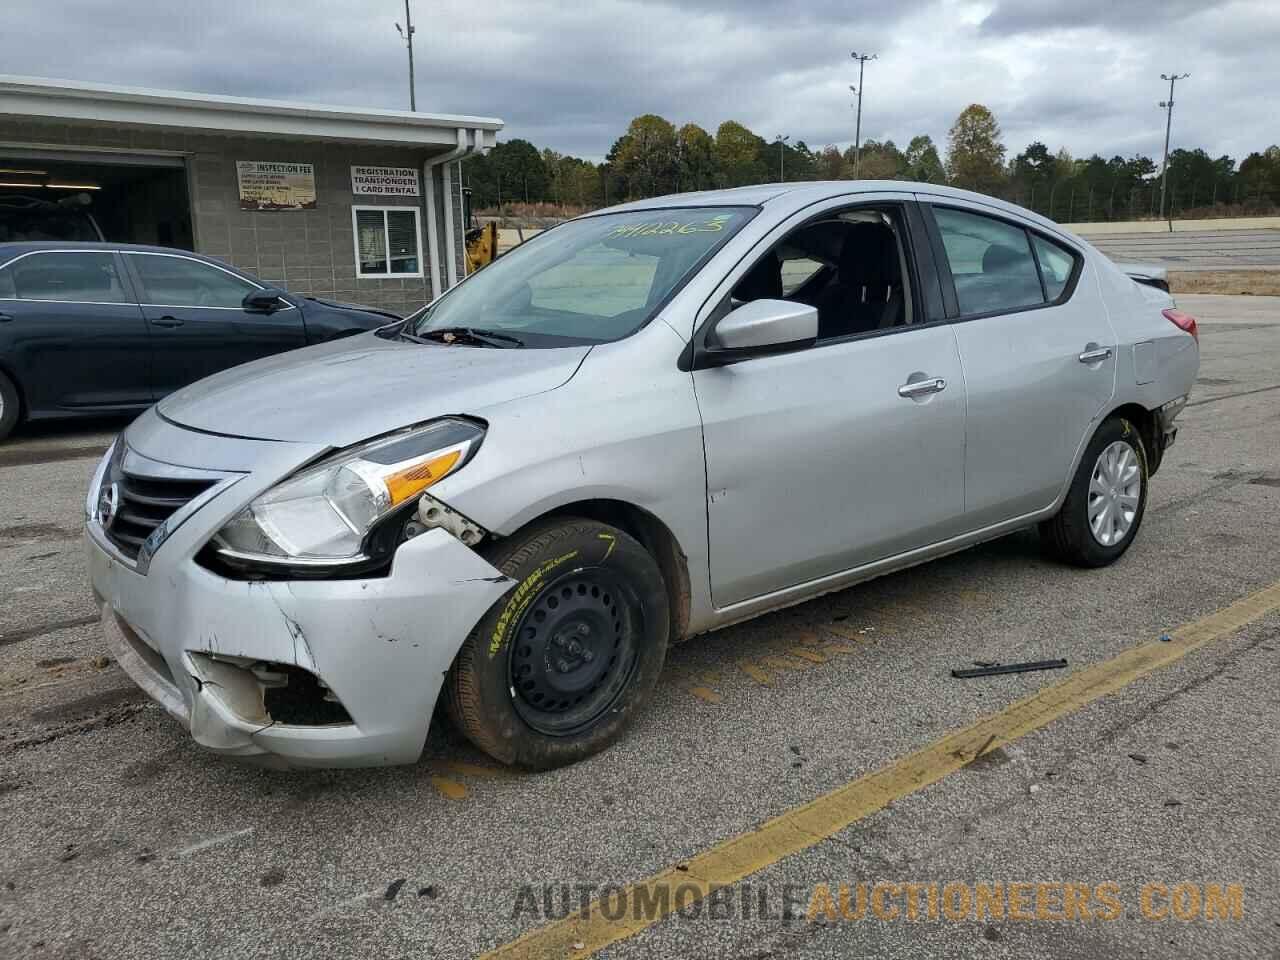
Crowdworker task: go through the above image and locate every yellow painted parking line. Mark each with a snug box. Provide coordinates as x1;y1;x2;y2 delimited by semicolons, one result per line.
479;579;1280;960
430;776;468;800
786;646;830;664
736;658;772;686
687;686;722;705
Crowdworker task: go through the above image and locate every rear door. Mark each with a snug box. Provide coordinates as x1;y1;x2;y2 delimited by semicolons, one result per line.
123;252;306;398
921;201;1116;528
0;250;151;413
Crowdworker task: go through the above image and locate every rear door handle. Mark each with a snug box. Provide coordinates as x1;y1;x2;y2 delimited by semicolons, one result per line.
1078;346;1112;363
0;311;13;322
897;377;947;398
150;315;185;328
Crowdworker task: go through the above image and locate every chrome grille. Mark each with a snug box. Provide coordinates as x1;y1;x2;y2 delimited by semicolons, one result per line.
104;465;215;561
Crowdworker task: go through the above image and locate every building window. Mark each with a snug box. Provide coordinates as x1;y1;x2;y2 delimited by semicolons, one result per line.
352;205;423;278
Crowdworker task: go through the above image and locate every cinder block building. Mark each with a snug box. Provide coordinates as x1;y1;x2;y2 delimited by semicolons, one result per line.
0;75;502;315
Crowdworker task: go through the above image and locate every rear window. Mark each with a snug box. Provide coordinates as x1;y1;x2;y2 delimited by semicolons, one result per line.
1;252;129;303
933;208;1043;316
1031;233;1077;300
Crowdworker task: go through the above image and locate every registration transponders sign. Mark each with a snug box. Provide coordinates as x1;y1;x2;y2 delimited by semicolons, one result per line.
350;166;421;197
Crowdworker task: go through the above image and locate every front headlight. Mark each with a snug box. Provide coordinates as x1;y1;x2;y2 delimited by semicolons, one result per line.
212;418;483;566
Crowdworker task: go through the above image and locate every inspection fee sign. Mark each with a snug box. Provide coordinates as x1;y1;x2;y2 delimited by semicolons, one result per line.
351;166;421;197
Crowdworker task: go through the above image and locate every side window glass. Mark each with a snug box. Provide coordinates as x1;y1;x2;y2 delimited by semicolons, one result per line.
732;210;915;341
0;263;15;298
129;254;256;309
933;208;1044;315
1031;233;1077;301
7;252;128;303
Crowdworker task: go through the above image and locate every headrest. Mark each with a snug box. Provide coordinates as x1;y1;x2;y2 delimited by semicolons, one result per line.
982;244;1026;274
838;222;896;291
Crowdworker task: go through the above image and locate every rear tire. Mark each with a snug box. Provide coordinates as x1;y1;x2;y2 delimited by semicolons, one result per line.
1040;416;1149;567
444;518;669;769
0;372;20;442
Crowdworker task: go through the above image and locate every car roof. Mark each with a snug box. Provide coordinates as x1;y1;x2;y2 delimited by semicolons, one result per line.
0;240;210;258
591;180;1078;243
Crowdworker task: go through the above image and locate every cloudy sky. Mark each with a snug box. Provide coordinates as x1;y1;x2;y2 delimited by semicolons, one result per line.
2;0;1276;164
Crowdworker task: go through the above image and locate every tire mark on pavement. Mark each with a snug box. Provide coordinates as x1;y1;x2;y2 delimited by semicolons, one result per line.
0;613;98;648
1186;383;1280;408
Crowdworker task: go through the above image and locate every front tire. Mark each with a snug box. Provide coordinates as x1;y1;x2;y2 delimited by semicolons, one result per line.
0;371;20;442
1041;416;1149;567
445;518;669;769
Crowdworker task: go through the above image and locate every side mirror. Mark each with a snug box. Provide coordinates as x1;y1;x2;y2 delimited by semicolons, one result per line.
243;288;287;313
703;298;817;365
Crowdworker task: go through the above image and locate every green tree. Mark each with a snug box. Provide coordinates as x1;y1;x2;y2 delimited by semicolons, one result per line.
945;104;1007;194
488;138;548;205
816;144;852;180
715;121;767;187
676;123;717;192
613;114;678;198
904;135;944;182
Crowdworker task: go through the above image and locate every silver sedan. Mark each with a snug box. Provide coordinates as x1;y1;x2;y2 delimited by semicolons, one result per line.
85;182;1199;768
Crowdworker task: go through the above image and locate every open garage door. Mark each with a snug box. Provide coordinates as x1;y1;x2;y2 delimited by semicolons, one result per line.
0;148;192;248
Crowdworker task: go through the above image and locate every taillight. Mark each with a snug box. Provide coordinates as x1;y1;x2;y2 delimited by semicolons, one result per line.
1162;308;1198;343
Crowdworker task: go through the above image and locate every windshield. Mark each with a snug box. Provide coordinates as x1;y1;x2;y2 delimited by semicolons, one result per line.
407;206;754;346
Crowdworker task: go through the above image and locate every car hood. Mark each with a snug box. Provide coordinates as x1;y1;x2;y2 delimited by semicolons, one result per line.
157;332;591;446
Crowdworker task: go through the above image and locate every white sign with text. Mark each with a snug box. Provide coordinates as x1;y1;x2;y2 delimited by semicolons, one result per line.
350;166;421;197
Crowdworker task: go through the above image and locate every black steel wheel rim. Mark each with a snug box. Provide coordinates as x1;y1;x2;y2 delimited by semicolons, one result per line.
507;566;642;736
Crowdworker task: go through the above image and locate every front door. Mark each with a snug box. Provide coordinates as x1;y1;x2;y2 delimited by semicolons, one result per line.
124;252;306;398
925;203;1117;528
0;250;152;412
693;200;966;608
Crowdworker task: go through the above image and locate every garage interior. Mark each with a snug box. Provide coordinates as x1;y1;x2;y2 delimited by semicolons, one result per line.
0;150;192;248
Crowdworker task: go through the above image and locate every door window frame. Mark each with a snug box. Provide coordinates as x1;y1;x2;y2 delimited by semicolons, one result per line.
0;249;139;306
682;195;947;371
919;201;1084;323
351;204;425;279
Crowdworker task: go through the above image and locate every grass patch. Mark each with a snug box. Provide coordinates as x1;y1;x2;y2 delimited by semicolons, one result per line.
1170;271;1280;296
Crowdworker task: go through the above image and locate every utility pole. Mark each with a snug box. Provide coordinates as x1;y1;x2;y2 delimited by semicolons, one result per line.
394;0;417;111
849;51;877;178
775;134;789;181
1157;72;1189;230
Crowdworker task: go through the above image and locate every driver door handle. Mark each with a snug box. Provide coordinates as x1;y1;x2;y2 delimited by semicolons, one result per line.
150;315;185;328
897;377;947;398
1078;346;1112;363
0;311;13;322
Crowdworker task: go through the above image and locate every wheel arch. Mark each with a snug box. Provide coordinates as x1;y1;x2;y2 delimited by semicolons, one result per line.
0;358;27;423
1103;402;1162;474
505;498;692;644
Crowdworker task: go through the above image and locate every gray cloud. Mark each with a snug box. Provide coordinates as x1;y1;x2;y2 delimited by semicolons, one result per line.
1;0;1275;167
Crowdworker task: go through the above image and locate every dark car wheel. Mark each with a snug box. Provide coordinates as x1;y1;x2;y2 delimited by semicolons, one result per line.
0;371;20;442
445;518;669;769
1040;416;1149;567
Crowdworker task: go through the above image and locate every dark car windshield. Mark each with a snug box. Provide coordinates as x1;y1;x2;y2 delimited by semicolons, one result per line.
407;206;754;346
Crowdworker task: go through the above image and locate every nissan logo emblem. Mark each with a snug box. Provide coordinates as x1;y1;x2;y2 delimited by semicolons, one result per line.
98;482;120;530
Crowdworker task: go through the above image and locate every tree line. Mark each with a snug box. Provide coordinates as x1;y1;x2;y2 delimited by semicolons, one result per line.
463;104;1280;222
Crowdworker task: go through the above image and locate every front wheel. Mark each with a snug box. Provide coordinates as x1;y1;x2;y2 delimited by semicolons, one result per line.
444;518;669;769
1040;416;1149;567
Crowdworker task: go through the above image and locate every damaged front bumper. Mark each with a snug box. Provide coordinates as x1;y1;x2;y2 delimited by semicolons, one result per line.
87;518;513;769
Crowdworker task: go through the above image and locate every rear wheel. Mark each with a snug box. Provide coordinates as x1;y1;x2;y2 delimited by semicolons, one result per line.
0;372;20;442
445;518;669;769
1040;416;1149;567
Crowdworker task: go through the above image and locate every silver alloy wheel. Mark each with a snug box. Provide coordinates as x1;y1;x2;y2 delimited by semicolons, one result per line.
1088;440;1142;546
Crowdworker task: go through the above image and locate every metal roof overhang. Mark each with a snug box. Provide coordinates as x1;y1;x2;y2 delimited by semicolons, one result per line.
0;75;502;150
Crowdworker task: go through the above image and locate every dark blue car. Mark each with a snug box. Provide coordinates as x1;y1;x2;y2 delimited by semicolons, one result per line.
0;242;400;440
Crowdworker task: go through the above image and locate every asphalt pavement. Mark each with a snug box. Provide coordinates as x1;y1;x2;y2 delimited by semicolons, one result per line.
1;294;1278;959
1080;227;1280;272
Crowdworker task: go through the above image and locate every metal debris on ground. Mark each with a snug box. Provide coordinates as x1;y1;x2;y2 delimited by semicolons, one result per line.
951;659;1068;679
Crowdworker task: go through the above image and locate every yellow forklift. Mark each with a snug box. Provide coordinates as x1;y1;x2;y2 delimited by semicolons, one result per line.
462;187;498;274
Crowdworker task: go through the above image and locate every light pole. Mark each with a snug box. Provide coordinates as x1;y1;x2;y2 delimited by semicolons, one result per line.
394;0;417;111
775;134;789;181
850;51;877;177
1157;72;1189;229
